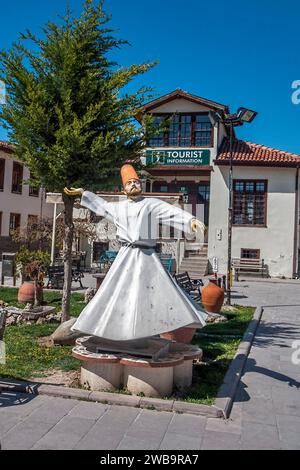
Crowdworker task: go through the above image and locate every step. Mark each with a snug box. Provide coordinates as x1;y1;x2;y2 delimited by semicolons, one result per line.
185;252;208;258
179;267;208;274
185;247;208;251
179;271;207;279
185;243;208;250
179;263;208;272
181;256;207;261
179;267;207;273
180;258;207;266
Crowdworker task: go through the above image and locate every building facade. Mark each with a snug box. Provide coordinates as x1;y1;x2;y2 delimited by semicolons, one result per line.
0;141;53;254
140;89;300;278
2;88;299;279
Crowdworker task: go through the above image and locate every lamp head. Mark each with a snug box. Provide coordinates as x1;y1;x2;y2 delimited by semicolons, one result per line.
237;107;258;123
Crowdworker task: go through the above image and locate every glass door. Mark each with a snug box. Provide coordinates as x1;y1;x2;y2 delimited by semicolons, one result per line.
198;183;210;227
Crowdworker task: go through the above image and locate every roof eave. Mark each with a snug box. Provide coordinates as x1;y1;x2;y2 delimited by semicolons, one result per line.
135;89;229;122
214;159;300;168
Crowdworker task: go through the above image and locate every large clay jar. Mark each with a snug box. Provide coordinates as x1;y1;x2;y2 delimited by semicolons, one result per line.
18;281;35;304
201;280;224;314
160;327;196;344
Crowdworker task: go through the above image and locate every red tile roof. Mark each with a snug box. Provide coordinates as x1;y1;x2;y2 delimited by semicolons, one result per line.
0;140;15;153
216;139;300;167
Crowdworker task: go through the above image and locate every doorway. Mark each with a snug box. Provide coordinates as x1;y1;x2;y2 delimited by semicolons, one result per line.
197;183;210;227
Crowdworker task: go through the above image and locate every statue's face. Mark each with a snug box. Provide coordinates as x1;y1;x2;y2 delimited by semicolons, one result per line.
123;179;142;197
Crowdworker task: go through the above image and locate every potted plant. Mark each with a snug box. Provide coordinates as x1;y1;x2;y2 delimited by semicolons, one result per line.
16;247;51;306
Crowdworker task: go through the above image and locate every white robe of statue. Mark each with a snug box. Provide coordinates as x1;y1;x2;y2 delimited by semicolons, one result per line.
72;191;207;341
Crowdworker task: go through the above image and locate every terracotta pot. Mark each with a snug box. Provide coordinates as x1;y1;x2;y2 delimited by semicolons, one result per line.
18;281;35;304
160;327;196;344
201;280;224;314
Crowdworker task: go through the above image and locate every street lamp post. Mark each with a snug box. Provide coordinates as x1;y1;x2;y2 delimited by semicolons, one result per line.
227;121;234;305
209;107;257;305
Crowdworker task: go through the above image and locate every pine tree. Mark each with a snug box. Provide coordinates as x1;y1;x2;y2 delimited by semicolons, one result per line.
0;0;156;321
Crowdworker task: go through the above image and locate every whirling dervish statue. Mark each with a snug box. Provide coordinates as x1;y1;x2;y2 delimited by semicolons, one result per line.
64;164;207;342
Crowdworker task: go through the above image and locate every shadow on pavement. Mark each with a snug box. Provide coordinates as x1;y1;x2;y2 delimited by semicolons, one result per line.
0;391;36;408
235;357;300;403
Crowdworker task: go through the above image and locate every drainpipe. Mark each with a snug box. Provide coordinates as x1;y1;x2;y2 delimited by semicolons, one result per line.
292;165;299;277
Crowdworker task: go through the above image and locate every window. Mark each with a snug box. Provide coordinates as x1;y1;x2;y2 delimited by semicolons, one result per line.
241;248;260;259
28;214;38;227
29;186;39;197
198;183;210;226
149;115;165;147
148;113;212;148
198;184;210;203
11;162;23;194
28;172;39;197
0;159;5;191
9;213;21;235
179;115;191;147
194;115;212;146
29;187;39;197
233;180;267;226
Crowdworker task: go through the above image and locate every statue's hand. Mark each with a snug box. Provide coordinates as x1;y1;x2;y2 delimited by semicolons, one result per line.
64;187;84;197
191;219;207;235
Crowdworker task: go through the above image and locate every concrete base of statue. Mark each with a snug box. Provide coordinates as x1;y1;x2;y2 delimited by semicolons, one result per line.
72;337;202;398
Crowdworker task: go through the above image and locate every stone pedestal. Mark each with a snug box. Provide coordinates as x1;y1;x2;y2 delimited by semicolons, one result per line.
81;359;122;392
121;355;183;398
6;305;56;321
170;343;203;389
174;360;194;388
92;273;106;291
72;337;203;398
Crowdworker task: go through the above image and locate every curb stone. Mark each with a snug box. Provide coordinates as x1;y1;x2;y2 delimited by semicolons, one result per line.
214;305;264;418
0;379;221;417
0;306;263;418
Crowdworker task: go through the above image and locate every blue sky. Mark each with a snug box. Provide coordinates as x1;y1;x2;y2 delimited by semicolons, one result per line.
0;0;300;153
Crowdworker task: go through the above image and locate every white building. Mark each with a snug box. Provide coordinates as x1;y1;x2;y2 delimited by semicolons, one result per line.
138;89;300;279
2;88;299;280
0;140;53;254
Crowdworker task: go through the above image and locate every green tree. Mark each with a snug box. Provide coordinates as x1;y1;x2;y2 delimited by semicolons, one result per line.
0;0;156;322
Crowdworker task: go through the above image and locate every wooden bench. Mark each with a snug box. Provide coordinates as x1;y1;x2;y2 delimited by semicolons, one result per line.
174;271;203;302
46;265;84;289
232;258;267;280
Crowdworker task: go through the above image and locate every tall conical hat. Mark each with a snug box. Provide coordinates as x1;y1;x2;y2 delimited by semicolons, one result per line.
120;164;140;186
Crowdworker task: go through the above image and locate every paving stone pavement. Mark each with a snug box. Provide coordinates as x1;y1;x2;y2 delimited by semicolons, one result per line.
1;280;300;450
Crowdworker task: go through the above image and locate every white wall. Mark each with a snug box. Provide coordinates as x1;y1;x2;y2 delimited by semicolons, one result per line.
217;122;227;148
151;99;212;114
0;150;53;236
208;165;297;278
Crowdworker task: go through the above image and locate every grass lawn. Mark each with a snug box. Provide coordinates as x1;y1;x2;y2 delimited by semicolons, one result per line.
173;305;255;405
0;286;255;405
0;287;85;380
